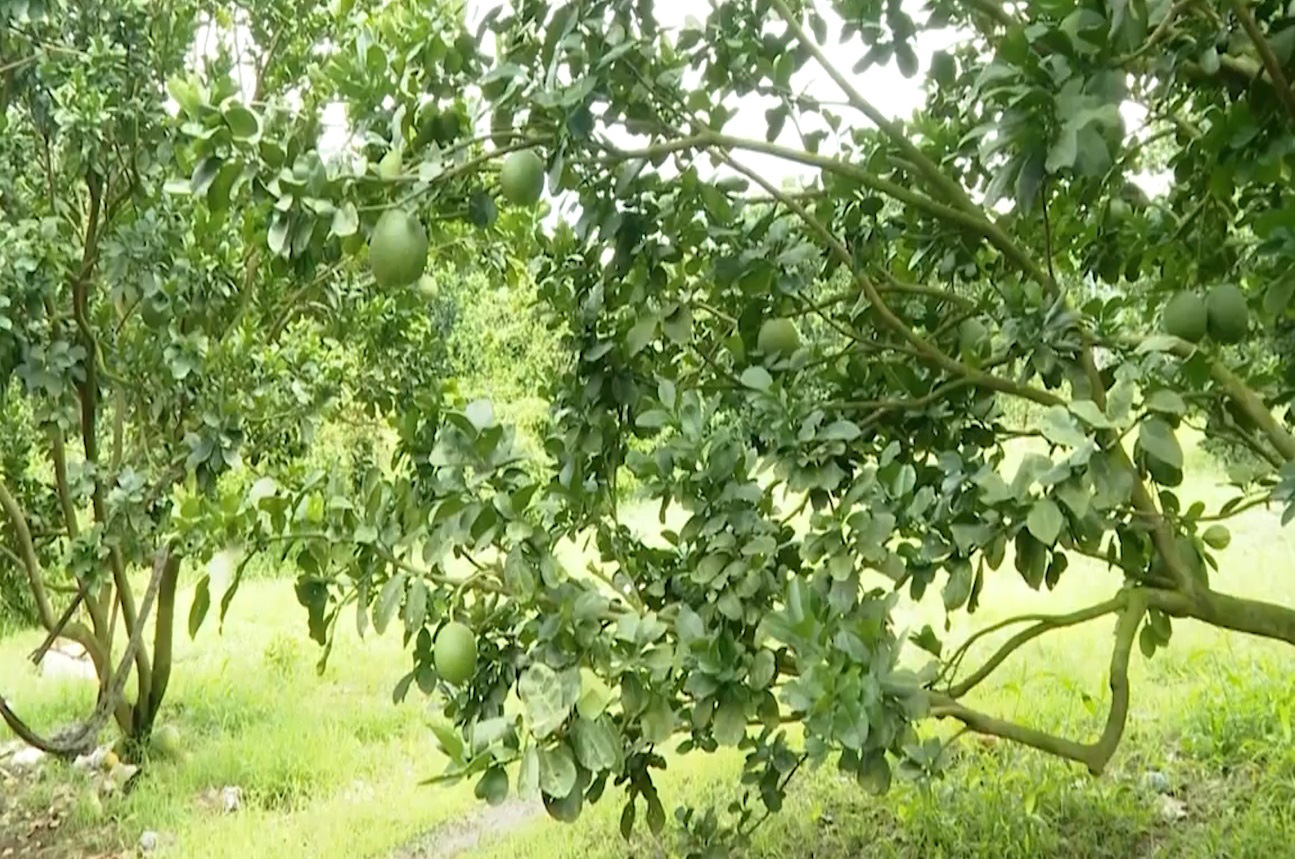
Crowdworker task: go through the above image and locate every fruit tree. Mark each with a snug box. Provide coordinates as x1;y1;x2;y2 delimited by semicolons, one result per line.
5;0;1295;849
0;0;528;756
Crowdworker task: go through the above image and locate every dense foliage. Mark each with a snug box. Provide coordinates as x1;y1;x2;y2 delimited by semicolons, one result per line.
3;0;1295;850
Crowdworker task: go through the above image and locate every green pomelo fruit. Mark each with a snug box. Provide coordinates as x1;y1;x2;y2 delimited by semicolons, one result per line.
369;209;428;288
434;621;478;685
1202;524;1231;550
499;150;545;206
757;318;801;359
152;724;183;757
1205;284;1248;344
1163;291;1207;342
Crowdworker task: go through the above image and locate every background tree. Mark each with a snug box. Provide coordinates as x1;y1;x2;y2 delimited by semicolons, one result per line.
0;0;529;756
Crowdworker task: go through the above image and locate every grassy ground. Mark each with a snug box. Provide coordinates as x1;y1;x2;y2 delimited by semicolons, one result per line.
3;440;1295;857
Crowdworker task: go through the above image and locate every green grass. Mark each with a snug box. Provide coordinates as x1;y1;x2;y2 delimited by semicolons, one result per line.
1;581;479;858
4;440;1295;857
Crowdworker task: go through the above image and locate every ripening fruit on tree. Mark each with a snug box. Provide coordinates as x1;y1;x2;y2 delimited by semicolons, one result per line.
757;317;800;359
1163;291;1207;342
369;209;428;288
499;150;545;206
1202;524;1231;550
434;621;478;685
1205;284;1248;344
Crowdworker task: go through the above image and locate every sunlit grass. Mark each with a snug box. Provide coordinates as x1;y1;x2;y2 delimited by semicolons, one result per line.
3;435;1294;857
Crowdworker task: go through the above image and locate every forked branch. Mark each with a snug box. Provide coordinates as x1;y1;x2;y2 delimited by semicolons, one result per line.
943;594;1129;698
931;592;1146;775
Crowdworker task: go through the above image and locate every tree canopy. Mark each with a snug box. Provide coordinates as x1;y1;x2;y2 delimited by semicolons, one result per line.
3;0;1295;850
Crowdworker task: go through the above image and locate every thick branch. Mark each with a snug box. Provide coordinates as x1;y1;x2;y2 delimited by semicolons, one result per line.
931;592;1146;775
1228;0;1295;124
1148;587;1295;647
49;431;80;538
146;553;182;722
0;477;54;628
0;547;170;756
1117;334;1295;461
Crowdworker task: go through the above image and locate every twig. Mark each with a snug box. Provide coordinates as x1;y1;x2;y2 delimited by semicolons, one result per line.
944;594;1129;697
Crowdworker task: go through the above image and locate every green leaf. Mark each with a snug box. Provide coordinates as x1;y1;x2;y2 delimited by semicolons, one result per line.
712;697;746;747
910;625;942;657
641;698;674;744
635;410;671;429
1041;406;1088;447
1138;418;1183;470
942;561;973;611
295;579;329;645
576;669;615;720
663;306;692;343
740;366;773;391
1068;400;1112;428
619;798;636;840
188;575;211;639
748;649;776;689
820;420;862;441
475;767;509;805
268;212;290;256
1055;480;1090;518
1026;498;1064;546
191;156;222;195
858;751;892;795
223;103;260;141
626;317;657;356
373;573;406;635
166;74;203;115
330;202;359;238
1144;389;1187;416
467;190;498;228
520;663;570;738
403;578;427;631
538;742;577;798
1045;123;1078;173
570;716;623;772
1264;277;1294;316
675;606;705;644
504;545;537;600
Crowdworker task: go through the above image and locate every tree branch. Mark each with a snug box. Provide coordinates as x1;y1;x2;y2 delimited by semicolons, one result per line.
931;591;1146;775
146;553;182;723
1228;0;1295;124
0;546;171;756
693;139;1063;409
1148;587;1295;647
944;594;1129;697
0;477;54;629
770;0;981;216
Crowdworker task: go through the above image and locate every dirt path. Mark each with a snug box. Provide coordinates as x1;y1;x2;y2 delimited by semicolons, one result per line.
390;797;543;859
